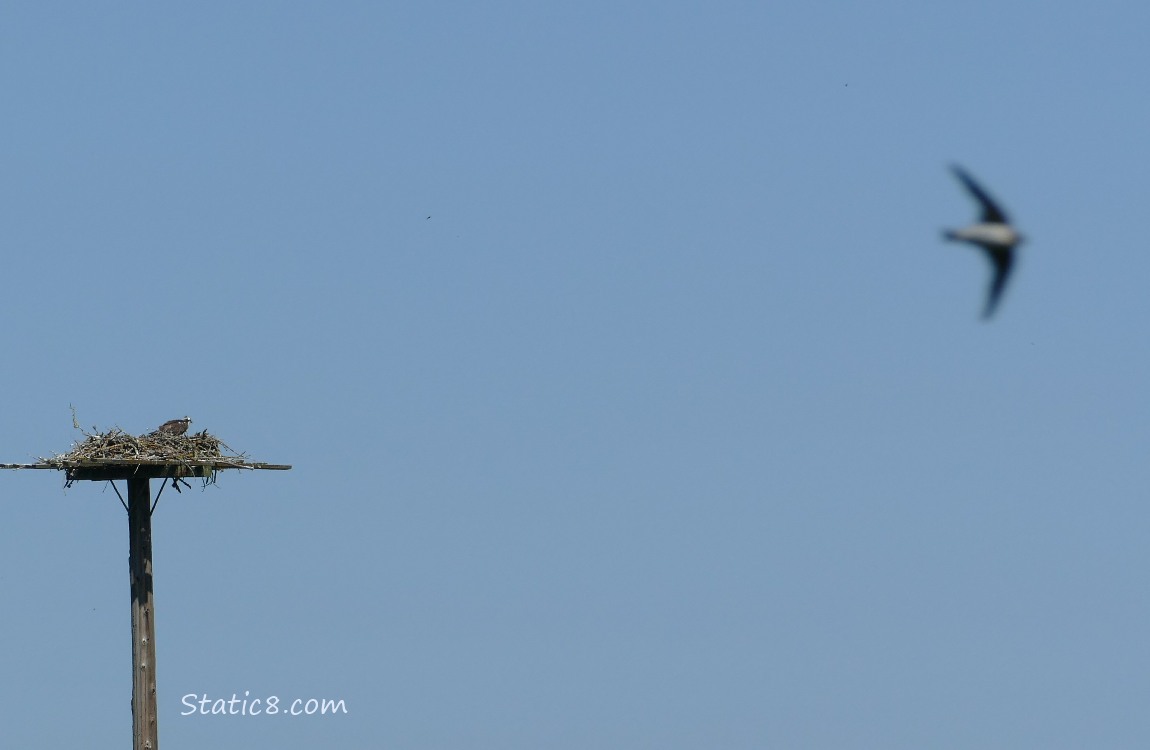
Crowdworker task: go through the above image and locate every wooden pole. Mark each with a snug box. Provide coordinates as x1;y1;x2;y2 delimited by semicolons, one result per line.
0;456;289;745
128;478;159;750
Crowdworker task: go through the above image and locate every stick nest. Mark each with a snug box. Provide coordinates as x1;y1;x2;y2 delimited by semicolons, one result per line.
43;427;246;464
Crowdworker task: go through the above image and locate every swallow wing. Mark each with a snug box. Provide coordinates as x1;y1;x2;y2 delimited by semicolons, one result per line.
981;245;1014;319
951;165;1010;224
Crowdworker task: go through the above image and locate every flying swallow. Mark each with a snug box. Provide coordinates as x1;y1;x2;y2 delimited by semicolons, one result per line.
942;165;1023;319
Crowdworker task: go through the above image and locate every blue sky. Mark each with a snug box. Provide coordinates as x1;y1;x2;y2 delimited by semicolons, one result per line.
3;2;1150;748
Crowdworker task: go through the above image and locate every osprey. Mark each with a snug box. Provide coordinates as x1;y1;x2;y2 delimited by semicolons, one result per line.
942;165;1024;319
157;417;192;436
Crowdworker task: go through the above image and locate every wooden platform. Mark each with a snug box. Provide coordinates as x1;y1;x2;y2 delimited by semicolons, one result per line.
0;459;291;482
